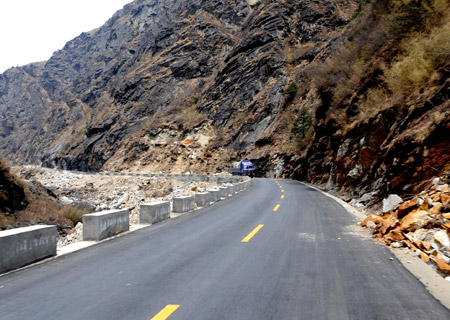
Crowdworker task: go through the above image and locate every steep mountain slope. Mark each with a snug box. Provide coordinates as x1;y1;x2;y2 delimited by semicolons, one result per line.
0;0;353;172
0;0;449;203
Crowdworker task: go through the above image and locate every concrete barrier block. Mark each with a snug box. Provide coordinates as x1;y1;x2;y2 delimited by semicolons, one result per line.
227;186;234;197
83;209;129;241
173;196;195;213
140;201;170;224
209;175;219;183
194;192;211;207
0;225;57;274
219;186;229;198
208;189;220;202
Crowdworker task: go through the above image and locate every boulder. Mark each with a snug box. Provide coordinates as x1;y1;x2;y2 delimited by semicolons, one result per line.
384;229;404;242
441;193;450;205
361;215;384;227
418;251;430;263
433;256;450;274
436;184;449;192
382;194;403;213
432;230;450;249
399;210;429;232
380;214;398;235
397;197;419;217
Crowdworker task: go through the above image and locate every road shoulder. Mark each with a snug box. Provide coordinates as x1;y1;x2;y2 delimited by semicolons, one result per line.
299;181;450;310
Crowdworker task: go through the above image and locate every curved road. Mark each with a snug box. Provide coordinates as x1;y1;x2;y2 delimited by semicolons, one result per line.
1;179;449;319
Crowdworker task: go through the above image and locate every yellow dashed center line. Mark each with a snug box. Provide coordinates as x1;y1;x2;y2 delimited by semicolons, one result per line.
281;190;284;193
281;195;285;199
273;204;280;212
151;305;180;320
241;225;264;242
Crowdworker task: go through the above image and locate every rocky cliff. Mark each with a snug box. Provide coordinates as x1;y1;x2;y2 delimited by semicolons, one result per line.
0;0;449;203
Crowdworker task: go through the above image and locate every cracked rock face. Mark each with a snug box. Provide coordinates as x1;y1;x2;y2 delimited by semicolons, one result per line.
0;0;350;175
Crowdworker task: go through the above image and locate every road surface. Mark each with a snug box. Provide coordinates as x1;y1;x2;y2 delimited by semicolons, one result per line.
1;178;449;319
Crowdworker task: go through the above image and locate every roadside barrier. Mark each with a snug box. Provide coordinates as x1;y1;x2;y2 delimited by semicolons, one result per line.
140;201;171;224
0;225;57;274
83;209;130;241
0;173;252;274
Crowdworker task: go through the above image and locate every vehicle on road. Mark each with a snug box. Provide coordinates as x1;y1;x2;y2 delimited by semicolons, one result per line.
228;160;254;177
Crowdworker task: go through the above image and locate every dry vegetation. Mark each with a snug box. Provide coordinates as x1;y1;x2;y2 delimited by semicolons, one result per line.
1;155;87;231
289;0;449;139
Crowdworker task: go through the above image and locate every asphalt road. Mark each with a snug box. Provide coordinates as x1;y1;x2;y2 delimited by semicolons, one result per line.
1;179;449;320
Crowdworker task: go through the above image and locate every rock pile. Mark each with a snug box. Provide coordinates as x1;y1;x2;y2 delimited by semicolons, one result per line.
17;166;220;247
362;181;450;280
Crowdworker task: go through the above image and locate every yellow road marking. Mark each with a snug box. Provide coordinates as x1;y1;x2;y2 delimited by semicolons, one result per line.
241;224;264;242
281;190;284;193
273;204;280;211
151;305;180;320
281;195;285;199
279;185;282;188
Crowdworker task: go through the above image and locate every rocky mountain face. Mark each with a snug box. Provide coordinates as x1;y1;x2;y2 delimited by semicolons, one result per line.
0;0;449;203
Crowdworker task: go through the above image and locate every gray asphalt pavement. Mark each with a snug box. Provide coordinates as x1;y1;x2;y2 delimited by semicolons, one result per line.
0;178;449;319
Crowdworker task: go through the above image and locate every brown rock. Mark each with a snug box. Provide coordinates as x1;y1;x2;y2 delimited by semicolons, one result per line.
362;215;384;227
404;240;419;251
434;257;450;274
380;214;398;235
443;213;450;219
422;241;432;251
419;199;430;211
398;198;419;217
432;194;441;202
441;193;450;205
441;186;449;194
399;210;429;232
441;223;450;232
431;203;443;215
419;251;430;263
385;229;404;242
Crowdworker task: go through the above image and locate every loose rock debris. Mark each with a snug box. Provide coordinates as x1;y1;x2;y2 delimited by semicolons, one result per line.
17;166;221;248
362;181;450;279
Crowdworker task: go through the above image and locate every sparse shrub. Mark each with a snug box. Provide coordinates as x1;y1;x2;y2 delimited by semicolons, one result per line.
284;82;298;96
62;206;87;225
251;1;262;8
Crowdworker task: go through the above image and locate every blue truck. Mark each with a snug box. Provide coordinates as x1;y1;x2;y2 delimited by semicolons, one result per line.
228;160;255;177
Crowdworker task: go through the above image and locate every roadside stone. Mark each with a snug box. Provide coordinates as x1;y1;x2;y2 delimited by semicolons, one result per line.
399;210;429;232
431;178;440;186
436;184;449;192
441;193;450;205
431;203;443;215
433;256;450;274
362;214;384;227
391;242;402;248
432;230;450;249
366;221;376;228
382;194;403;213
422;241;432;251
385;229;404;242
397;197;419;217
419;251;430;263
380;214;399;235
